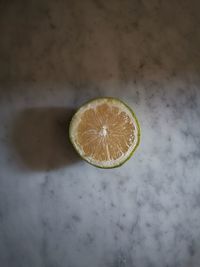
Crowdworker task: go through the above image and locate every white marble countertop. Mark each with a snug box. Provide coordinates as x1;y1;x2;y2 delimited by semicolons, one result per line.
0;0;200;266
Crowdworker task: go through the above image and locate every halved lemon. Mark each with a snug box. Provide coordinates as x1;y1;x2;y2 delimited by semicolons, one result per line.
69;97;140;168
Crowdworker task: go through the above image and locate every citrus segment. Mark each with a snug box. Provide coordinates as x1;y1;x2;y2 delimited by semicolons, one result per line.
69;98;140;168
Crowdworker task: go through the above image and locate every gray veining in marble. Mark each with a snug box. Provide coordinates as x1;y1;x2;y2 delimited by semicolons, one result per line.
0;0;200;266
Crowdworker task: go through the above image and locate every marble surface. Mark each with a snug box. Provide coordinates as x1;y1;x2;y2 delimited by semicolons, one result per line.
0;0;200;266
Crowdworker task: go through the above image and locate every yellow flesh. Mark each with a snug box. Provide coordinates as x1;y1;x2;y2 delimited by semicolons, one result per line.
76;103;135;162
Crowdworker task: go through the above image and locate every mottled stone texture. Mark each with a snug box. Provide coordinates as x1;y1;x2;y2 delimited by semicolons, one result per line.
0;0;200;267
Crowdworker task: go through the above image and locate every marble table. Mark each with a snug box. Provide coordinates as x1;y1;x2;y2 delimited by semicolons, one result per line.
0;0;200;266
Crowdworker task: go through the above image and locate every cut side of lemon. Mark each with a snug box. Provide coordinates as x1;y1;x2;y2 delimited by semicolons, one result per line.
69;97;140;168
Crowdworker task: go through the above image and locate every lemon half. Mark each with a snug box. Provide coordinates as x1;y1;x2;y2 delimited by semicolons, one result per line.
69;97;140;168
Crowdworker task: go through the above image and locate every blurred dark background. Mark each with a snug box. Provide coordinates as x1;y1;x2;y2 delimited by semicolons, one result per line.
1;0;200;84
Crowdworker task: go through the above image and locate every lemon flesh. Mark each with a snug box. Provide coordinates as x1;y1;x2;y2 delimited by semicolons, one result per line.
69;98;140;168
